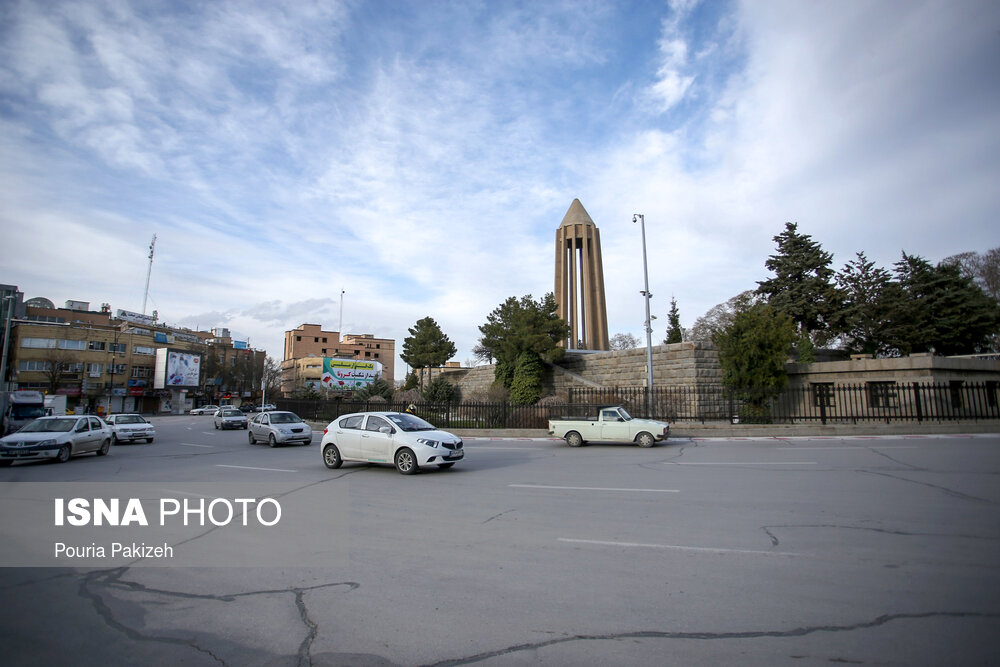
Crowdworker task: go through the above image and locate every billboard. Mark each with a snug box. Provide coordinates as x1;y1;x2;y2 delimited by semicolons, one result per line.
153;349;202;389
320;359;382;391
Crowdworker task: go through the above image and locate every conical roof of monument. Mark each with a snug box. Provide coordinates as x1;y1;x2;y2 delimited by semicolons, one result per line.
559;198;595;227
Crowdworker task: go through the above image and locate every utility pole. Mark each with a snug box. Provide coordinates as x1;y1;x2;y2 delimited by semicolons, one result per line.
633;214;654;418
142;234;156;316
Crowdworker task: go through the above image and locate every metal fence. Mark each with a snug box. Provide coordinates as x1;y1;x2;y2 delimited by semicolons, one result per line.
279;381;1000;429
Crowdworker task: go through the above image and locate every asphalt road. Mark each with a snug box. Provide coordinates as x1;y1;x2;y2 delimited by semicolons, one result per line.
1;415;999;665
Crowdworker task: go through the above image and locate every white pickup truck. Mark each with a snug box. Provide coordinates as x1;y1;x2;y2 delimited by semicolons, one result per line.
548;406;670;447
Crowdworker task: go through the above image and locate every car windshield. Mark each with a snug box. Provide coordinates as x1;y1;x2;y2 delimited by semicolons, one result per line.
269;412;302;424
20;418;77;433
386;413;437;432
617;408;632;420
222;410;241;417
117;415;145;424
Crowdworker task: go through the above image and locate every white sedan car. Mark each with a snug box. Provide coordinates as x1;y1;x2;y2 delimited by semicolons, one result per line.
248;411;312;447
105;413;156;444
321;411;464;474
190;405;220;415
0;415;112;465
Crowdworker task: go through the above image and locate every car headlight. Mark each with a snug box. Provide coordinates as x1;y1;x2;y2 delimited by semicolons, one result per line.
37;439;57;447
417;438;439;448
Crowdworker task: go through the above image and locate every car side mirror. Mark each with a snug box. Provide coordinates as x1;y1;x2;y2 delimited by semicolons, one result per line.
379;426;393;435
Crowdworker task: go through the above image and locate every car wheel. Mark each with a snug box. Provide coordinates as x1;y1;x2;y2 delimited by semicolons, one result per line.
437;462;455;469
268;433;278;448
636;432;655;448
243;424;248;430
0;460;12;467
323;444;343;469
395;447;418;475
96;439;111;456
146;438;154;444
55;445;71;463
214;422;219;429
566;431;584;447
248;431;256;445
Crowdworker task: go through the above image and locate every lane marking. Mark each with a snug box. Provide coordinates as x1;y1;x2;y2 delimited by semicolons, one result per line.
511;484;679;493
216;464;297;473
558;538;800;556
776;446;918;450
664;461;816;466
179;443;214;448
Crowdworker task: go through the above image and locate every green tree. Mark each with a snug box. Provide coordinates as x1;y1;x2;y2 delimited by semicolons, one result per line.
508;351;545;405
423;375;459;403
401;370;419;391
884;253;1000;355
354;376;394;402
714;303;797;421
477;293;569;404
833;251;894;356
757;222;841;344
664;296;683;343
401;317;457;388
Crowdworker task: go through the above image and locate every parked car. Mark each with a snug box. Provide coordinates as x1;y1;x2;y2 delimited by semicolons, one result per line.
321;411;463;475
105;413;156;444
0;415;112;465
254;403;277;412
190;405;220;415
248;411;311;447
239;404;256;413
215;408;249;430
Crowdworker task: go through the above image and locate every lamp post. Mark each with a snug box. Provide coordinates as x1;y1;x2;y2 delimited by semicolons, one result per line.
633;214;654;417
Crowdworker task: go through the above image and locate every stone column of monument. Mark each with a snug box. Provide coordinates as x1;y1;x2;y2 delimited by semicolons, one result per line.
554;199;610;350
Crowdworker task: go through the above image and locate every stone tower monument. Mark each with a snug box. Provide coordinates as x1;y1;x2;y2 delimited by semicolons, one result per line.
554;199;610;350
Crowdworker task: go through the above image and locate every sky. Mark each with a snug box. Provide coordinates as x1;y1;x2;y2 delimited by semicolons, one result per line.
2;0;998;380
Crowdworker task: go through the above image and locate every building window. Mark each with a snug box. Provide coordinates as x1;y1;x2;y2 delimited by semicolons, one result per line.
134;345;155;355
949;381;964;409
88;341;106;351
131;367;153;378
63;362;84;373
867;382;898;409
297;336;301;341
812;383;835;407
21;338;57;349
58;339;86;350
87;363;104;377
18;360;52;372
109;342;127;353
322;337;327;343
109;364;128;375
314;337;319;343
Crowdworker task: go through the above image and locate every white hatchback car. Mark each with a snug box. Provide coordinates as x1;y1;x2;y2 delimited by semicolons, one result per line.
0;415;112;465
321;411;464;474
105;413;156;444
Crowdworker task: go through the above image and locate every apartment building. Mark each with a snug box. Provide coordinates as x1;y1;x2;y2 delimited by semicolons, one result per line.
281;323;395;395
1;290;265;414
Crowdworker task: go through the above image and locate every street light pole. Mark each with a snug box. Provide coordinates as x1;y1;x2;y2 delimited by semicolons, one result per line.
0;293;19;393
633;214;654;417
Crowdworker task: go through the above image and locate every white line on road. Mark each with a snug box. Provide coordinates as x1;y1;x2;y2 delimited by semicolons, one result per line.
558;538;800;556
216;464;297;473
510;484;679;493
776;446;919;450
179;443;214;448
664;461;816;465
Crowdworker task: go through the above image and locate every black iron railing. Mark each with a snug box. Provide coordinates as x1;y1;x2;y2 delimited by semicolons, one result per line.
277;382;1000;429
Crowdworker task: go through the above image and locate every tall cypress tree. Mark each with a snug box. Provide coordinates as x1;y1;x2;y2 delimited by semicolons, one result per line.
834;251;894;356
664;296;683;344
757;222;841;344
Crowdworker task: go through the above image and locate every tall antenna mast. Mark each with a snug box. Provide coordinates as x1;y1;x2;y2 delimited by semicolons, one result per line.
142;234;157;316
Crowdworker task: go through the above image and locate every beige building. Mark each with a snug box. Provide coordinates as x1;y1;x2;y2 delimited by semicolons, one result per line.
281;323;395;395
3;295;265;414
554;199;609;350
